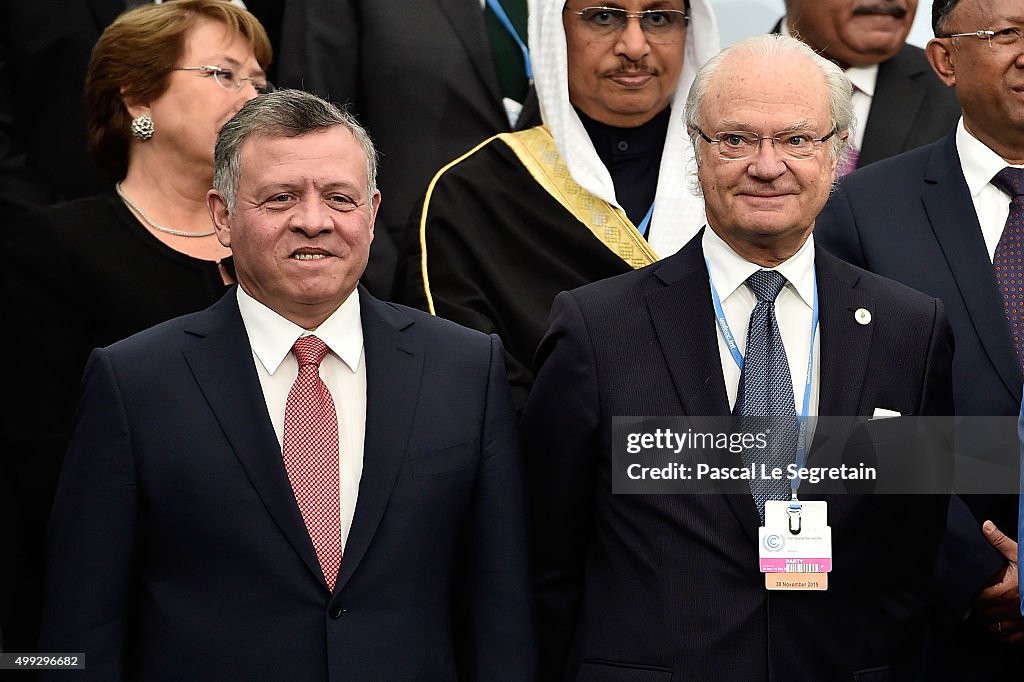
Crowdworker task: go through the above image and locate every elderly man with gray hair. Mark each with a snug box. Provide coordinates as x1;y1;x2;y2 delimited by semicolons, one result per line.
522;33;953;681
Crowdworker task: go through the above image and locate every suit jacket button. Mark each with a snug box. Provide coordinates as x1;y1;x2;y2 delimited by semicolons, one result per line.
329;604;344;619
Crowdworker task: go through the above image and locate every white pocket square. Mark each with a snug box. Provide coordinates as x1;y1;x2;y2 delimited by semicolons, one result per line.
871;407;901;419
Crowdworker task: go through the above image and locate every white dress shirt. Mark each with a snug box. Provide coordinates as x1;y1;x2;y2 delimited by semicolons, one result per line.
844;64;878;152
237;286;367;551
955;118;1024;261
703;227;821;417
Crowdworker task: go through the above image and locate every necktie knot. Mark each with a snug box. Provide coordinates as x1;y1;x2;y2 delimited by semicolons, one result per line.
993;167;1024;198
293;335;329;368
747;270;787;303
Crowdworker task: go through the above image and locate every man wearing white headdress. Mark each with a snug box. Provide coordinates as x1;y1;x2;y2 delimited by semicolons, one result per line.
395;0;719;411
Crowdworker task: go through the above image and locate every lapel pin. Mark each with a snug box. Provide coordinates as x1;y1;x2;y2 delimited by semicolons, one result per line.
855;308;871;325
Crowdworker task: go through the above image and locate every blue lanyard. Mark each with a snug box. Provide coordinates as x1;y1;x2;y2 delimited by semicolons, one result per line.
706;261;820;502
636;202;655;238
486;0;533;82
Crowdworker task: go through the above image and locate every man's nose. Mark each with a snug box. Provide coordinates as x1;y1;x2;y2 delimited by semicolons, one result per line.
747;139;789;179
614;16;652;60
291;197;334;233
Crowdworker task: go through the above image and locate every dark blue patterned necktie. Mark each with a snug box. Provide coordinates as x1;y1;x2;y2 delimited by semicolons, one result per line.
734;270;798;520
991;167;1024;374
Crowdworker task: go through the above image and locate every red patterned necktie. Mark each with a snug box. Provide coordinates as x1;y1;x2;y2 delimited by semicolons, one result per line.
992;167;1024;372
283;335;341;591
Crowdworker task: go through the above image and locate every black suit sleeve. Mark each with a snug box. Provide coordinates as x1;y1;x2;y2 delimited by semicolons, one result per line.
927;299;1007;615
919;298;955;417
468;333;539;680
521;291;601;681
916;297;1007;641
39;350;138;682
908;297;956;588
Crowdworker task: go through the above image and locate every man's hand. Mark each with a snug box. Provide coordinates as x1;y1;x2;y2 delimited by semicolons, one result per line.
970;520;1023;644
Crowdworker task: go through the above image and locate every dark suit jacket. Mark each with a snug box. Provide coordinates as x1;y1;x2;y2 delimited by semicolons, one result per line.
0;0;117;214
522;235;954;681
816;133;1024;679
817;132;1020;423
857;44;962;168
276;0;540;298
771;20;960;168
38;287;536;681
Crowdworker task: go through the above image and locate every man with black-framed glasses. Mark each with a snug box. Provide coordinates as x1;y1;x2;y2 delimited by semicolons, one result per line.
395;0;720;413
817;0;1024;678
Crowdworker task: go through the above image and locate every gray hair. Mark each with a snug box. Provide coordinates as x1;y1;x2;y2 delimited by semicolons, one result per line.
213;88;378;213
684;34;856;177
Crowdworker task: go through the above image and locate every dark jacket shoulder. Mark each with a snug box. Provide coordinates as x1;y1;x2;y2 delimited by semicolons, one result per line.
837;134;949;193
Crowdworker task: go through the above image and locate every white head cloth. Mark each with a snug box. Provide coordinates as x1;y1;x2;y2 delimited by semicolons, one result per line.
528;0;720;257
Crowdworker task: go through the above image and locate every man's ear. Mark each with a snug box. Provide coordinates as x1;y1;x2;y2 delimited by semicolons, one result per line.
832;131;851;175
208;189;232;248
367;189;381;239
926;38;958;88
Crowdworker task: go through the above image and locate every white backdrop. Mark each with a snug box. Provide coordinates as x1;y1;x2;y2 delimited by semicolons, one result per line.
710;0;936;49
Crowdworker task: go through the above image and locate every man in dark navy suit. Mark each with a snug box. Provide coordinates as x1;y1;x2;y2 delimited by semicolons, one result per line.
38;89;536;681
816;0;1024;677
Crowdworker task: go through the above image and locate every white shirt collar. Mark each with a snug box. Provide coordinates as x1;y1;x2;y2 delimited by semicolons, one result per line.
702;226;816;308
844;64;878;98
956;117;1024;197
236;285;364;375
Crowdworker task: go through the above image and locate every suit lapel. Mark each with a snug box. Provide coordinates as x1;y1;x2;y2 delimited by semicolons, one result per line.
334;290;424;593
647;236;729;417
646;236;761;538
815;249;873;417
922;135;1022;402
436;0;504;105
858;47;925;167
183;292;326;586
